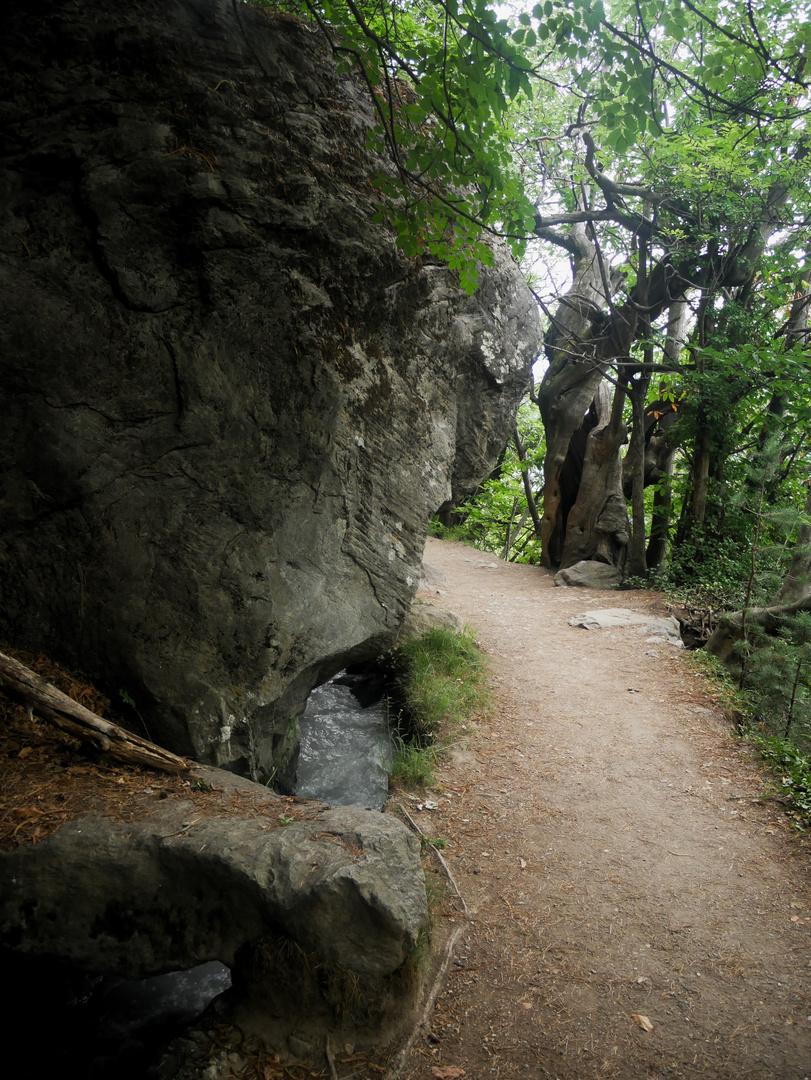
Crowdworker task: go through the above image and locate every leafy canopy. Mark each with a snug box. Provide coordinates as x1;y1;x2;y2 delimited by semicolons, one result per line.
253;0;811;288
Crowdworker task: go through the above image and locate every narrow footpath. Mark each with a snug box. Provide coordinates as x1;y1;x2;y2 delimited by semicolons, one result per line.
400;538;811;1080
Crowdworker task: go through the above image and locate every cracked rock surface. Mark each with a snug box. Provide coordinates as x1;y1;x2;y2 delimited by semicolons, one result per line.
0;789;427;979
0;0;540;777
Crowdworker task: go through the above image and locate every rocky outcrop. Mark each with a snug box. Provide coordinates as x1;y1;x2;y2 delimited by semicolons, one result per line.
0;0;541;780
568;607;683;645
554;560;624;589
0;782;427;979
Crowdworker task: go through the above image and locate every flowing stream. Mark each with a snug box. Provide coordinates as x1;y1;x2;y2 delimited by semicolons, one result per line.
294;672;394;809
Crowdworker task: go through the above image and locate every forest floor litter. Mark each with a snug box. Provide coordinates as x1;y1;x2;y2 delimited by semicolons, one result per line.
396;538;811;1080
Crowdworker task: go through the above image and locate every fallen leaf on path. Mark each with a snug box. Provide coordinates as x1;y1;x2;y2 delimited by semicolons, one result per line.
431;1067;465;1079
632;1013;654;1032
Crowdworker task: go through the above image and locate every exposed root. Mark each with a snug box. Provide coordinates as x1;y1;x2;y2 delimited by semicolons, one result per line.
397;803;468;914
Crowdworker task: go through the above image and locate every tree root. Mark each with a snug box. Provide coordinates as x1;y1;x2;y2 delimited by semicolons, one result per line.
397;803;468;914
385;923;465;1080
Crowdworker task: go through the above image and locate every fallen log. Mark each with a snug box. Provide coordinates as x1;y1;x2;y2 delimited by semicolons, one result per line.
705;594;811;663
0;651;190;774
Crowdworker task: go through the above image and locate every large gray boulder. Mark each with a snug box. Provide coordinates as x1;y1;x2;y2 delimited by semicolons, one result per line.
0;799;427;978
554;560;623;589
0;0;540;779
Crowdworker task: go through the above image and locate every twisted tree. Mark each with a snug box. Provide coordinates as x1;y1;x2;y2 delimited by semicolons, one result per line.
257;0;811;574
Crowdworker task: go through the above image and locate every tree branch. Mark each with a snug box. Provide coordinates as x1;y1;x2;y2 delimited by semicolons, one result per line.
0;652;191;775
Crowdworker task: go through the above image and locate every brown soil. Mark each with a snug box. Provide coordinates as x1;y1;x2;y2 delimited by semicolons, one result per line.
398;538;811;1080
0;648;324;850
3;541;811;1080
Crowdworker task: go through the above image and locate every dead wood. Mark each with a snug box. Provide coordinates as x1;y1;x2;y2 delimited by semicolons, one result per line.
705;593;811;661
325;1032;339;1080
397;803;468;914
0;650;190;774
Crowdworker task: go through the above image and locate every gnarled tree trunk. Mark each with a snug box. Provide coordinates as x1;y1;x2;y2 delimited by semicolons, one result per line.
536;226;634;570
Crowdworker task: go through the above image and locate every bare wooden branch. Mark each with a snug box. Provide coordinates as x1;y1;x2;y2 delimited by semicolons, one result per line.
0;651;191;774
397;803;468;914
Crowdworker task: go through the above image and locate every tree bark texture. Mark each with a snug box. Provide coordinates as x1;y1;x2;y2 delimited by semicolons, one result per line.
534;140;802;572
537;226;636;569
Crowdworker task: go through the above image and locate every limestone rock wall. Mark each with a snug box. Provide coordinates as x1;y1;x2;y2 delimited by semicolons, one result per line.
0;0;540;778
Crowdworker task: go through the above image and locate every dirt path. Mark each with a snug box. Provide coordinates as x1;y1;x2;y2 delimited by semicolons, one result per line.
400;538;811;1080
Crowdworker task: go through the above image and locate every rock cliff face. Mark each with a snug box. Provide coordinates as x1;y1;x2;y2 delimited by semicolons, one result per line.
0;0;540;779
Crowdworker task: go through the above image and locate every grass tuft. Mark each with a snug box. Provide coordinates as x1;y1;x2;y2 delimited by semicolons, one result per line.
387;626;490;789
389;742;440;788
685;648;811;830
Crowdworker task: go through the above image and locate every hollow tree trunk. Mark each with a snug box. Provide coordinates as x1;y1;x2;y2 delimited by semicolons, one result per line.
557;380;630;569
537;227;621;568
537;225;635;569
536;144;804;572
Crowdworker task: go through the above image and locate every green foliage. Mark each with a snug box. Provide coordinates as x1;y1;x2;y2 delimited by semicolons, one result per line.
389;741;440;787
422;834;449;850
663;530;754;608
248;0;810;299
685;649;811;829
434;399;544;561
738;614;811;747
387;625;490;788
428;519;470;543
251;0;811;607
394;626;490;740
749;735;811;830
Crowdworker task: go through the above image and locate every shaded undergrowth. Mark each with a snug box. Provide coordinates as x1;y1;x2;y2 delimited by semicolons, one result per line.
688;650;811;832
386;626;490;789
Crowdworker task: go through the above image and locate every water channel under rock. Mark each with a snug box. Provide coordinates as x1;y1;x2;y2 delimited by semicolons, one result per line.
6;676;394;1076
294;670;395;810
